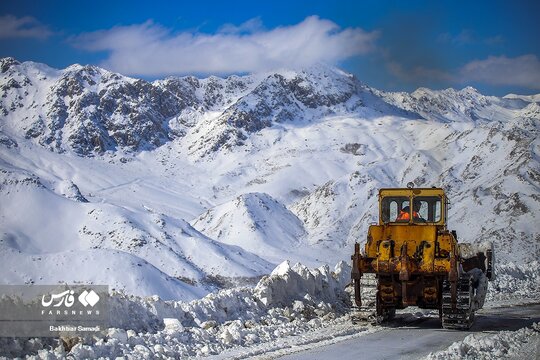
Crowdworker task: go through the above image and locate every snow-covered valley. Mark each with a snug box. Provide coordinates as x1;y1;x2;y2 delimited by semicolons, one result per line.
0;57;539;358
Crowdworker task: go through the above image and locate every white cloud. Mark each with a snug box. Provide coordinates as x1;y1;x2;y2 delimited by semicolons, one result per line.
0;15;53;39
459;55;540;89
71;16;379;76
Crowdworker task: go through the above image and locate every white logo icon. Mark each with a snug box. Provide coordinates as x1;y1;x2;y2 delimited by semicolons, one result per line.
78;290;100;307
42;290;75;307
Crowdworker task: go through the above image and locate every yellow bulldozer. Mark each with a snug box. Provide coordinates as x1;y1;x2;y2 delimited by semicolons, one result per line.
351;185;494;329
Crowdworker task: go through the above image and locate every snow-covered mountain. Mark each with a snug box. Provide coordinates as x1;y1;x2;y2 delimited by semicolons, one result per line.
191;192;308;264
0;57;538;300
0;58;413;157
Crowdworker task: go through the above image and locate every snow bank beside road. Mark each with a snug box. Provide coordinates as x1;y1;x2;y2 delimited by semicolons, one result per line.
256;260;350;306
0;261;352;359
106;260;350;332
424;323;540;360
486;261;540;304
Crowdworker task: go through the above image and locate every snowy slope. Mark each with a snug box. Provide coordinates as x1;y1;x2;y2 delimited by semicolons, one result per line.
0;157;273;299
291;114;540;263
191;192;310;264
0;57;539;301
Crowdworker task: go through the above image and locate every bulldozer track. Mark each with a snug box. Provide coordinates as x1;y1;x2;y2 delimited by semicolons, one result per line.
441;273;475;330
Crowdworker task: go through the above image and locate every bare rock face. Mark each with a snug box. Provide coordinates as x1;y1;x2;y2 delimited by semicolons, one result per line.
0;57;20;73
0;132;17;148
40;65;183;155
57;180;89;203
183;66;381;156
0;61;187;155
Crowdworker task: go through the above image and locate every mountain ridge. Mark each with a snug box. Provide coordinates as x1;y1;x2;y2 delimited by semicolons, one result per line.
1;57;539;299
0;58;433;156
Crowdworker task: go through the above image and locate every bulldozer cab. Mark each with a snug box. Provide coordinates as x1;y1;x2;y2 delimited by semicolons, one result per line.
379;188;447;226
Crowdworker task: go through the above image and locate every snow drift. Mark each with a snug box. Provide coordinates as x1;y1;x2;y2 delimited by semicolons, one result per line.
0;261;351;358
424;323;540;360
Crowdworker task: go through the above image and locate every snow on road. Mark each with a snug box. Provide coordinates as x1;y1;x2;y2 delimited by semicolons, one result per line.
273;304;540;360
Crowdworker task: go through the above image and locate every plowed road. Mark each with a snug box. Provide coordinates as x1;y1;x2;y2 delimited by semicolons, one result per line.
279;304;540;360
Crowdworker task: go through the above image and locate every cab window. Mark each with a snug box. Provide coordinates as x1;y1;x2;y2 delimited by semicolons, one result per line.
381;197;409;222
412;196;442;223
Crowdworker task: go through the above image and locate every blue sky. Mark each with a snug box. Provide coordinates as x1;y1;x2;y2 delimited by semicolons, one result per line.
0;0;539;95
